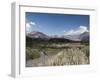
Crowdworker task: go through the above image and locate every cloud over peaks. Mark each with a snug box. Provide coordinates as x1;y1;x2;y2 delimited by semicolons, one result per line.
63;26;89;35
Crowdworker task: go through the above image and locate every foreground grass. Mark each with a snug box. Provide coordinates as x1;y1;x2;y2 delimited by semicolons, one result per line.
45;48;89;66
26;43;89;66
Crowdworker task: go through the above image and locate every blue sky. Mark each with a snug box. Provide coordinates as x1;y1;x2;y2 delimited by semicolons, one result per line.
26;12;89;36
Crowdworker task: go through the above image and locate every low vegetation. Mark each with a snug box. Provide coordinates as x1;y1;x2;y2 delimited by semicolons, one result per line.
26;37;89;67
26;47;40;61
45;48;89;66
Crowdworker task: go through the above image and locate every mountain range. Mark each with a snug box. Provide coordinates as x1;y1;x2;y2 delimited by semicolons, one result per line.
26;31;49;39
26;31;89;41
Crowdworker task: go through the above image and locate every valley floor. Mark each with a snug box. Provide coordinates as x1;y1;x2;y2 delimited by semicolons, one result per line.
26;43;89;67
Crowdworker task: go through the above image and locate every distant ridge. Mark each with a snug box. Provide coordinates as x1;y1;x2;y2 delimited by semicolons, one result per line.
26;31;89;41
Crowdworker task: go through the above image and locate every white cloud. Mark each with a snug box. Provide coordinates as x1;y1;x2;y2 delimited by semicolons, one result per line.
63;26;89;35
26;21;36;33
30;22;36;25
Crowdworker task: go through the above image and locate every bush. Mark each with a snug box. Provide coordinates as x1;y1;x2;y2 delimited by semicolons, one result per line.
26;47;40;61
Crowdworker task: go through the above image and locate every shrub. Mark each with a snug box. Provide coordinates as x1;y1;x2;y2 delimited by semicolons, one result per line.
26;47;40;61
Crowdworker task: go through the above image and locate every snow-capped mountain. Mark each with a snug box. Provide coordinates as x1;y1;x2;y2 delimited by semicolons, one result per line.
26;31;49;39
79;32;89;41
63;35;80;41
63;31;89;41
